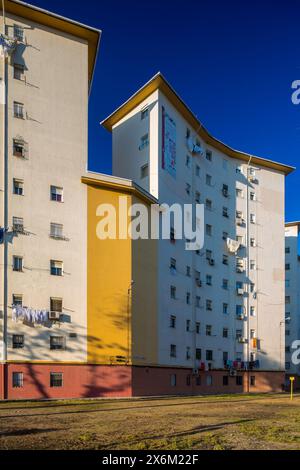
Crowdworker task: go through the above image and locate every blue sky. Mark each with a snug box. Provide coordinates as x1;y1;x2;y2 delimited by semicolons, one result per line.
27;0;300;221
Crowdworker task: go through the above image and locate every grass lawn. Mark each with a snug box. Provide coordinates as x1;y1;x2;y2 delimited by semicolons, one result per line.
0;393;300;450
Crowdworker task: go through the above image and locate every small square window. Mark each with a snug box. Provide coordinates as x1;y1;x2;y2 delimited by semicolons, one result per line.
14;63;25;81
50;223;64;239
13;294;23;306
206;174;212;186
14;24;24;42
13;334;24;349
170;374;177;386
50;372;63;387
139;134;149;150
223;376;229;386
206;325;212;336
236;376;243;386
12;372;23;388
51;186;63;202
170;344;177;358
206;150;212;161
13;101;24;119
170;315;176;328
141;164;149;179
13;179;24;196
50;336;65;351
50;260;63;276
13;256;23;272
13;138;26;158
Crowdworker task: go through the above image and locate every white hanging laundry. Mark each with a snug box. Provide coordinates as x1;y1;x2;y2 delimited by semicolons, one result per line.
226;237;240;254
12;305;50;325
0;34;17;58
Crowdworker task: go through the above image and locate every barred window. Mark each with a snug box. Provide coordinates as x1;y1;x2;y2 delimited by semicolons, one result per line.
12;372;23;388
50;372;63;388
50;336;65;350
13;334;24;349
50;298;63;313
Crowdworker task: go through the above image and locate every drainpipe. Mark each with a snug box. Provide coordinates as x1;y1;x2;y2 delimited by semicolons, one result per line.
245;156;252;393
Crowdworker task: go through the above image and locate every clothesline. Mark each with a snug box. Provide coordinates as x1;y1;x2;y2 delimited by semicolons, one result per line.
12;305;49;325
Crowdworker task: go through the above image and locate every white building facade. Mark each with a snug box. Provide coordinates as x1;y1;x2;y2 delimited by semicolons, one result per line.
102;73;294;393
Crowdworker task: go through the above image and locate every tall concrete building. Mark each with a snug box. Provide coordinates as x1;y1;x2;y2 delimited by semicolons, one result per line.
285;222;300;387
101;72;294;395
0;0;101;399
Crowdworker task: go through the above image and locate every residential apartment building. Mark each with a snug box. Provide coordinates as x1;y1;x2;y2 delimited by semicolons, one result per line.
0;0;101;399
285;222;300;387
101;72;294;394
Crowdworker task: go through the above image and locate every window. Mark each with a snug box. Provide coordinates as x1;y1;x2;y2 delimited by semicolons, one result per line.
12;294;22;306
186;375;191;386
12;372;23;388
236;329;242;340
286;330;290;336
141;108;148;120
196;376;201;386
13;179;24;196
236;188;243;198
13;101;24;119
170;257;176;272
206;174;212;186
206;350;213;361
285;247;290;254
285;263;290;271
170;315;176;328
223;255;229;265
205;199;212;210
206;224;212;236
222;231;228;241
222;207;229;218
13;216;24;233
139;134;149;150
206;150;212;161
250;306;256;317
285;279;290;289
206;375;213;386
195;191;201;203
13;334;24;349
170;286;176;299
50;298;63;314
285;362;291;370
13;256;23;272
206;249;212;260
222;279;228;290
250;260;256;270
186;155;191;168
186;266;191;277
14;63;25;81
206;300;212;311
50;372;63;388
14;24;24;42
285;296;291;304
195;165;200;177
250;329;256;339
186;292;191;305
223;303;228;315
196;348;201;360
250;238;256;247
170;344;176;358
186;347;191;360
223;328;228;338
170;374;177;386
13;138;26;158
185;183;191;195
50;186;63;202
236;305;244;318
140;164;149;179
50;260;63;277
285;346;290;353
50;223;64;239
236;376;243;386
206;275;212;286
206;325;212;336
223;351;228;362
250;191;256;201
250;376;256;386
195;296;201;308
250;213;256;224
50;336;65;351
222;184;229;197
186;319;191;332
223;376;229;386
196;322;200;334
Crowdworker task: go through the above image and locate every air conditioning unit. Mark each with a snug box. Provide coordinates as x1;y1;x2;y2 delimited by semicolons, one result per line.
237;288;244;296
192;368;199;376
49;311;61;321
229;369;237;377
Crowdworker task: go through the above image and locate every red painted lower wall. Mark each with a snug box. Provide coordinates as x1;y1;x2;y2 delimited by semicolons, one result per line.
0;363;285;400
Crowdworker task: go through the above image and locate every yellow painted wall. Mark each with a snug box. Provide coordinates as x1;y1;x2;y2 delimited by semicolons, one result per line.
87;185;132;364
